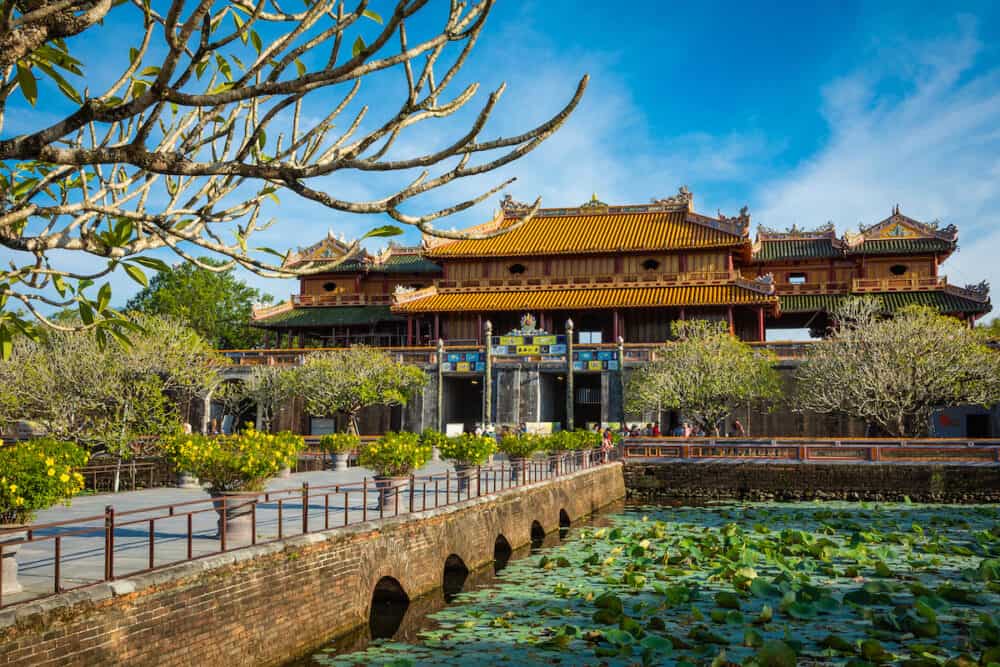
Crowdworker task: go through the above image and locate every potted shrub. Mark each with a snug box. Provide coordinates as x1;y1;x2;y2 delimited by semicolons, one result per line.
419;428;448;463
357;432;431;510
0;438;88;594
499;434;540;482
319;433;358;471
163;428;304;547
439;433;496;494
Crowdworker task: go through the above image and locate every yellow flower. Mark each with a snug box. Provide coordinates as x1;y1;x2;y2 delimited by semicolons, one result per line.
48;468;56;476
45;457;54;467
60;473;70;483
8;484;16;493
15;497;23;506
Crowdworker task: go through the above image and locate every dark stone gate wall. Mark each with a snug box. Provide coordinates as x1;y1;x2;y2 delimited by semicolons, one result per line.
625;461;1000;503
0;465;624;667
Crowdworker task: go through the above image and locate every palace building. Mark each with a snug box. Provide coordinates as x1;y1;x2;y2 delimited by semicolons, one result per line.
252;189;991;347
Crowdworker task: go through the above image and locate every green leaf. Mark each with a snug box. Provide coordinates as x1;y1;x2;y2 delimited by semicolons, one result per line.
250;30;262;54
97;282;112;312
0;325;11;361
15;63;38;106
362;9;383;24
123;263;148;287
361;225;403;240
295;59;306;77
132;256;171;273
352;36;365;57
78;300;95;325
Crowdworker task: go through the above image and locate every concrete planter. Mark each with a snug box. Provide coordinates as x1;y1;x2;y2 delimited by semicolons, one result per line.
330;452;349;472
0;524;27;595
176;471;201;489
431;446;441;462
372;475;408;512
210;492;257;548
278;466;292;479
453;463;475;495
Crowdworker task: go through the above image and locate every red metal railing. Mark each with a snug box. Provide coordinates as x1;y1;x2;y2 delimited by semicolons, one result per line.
0;448;619;609
623;437;1000;463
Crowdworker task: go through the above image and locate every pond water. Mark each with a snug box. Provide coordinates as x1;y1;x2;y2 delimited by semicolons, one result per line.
294;501;1000;666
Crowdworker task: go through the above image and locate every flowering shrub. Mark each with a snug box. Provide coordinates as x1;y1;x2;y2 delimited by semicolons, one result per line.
318;433;359;454
498;434;542;459
358;432;430;477
419;428;449;451
162;428;304;493
0;438;88;524
439;433;496;466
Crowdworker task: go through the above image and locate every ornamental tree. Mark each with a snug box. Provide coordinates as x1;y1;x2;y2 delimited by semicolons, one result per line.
0;314;219;489
0;1;585;345
625;320;782;436
217;364;296;433
292;346;426;434
125;258;273;348
795;297;1000;437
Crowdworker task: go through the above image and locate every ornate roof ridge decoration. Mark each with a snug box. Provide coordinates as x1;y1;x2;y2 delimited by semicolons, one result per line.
283;229;361;268
505;313;548;336
422;206;508;248
393;283;438;306
497;186;697;219
685;209;749;239
735;274;776;296
756;221;838;241
847;205;958;247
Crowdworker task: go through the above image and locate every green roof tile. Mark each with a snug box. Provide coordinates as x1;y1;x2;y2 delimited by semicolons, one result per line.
848;238;954;255
780;292;991;315
326;254;441;274
252;305;402;328
755;239;841;261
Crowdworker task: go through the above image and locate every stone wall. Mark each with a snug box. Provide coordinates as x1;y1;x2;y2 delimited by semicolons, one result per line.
624;461;1000;503
0;465;624;667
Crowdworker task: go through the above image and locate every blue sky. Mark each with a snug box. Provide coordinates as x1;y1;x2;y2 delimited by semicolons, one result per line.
5;1;1000;321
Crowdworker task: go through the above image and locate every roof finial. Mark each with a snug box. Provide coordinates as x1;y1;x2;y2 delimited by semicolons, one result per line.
893;203;900;216
591;192;598;202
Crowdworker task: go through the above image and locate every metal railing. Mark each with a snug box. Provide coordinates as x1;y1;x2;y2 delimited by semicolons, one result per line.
623;436;1000;463
0;448;620;609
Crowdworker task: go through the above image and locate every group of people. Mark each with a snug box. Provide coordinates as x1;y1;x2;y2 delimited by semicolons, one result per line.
624;419;747;438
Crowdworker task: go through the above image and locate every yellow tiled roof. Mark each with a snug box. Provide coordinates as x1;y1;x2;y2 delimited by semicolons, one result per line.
427;211;744;257
393;285;776;313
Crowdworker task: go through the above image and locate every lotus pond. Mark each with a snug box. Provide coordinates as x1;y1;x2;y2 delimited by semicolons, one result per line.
306;502;1000;666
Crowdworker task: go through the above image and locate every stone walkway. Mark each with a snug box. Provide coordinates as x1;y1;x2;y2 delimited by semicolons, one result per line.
7;459;516;606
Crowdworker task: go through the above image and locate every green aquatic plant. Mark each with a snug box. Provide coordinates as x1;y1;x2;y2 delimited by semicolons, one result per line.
312;501;1000;666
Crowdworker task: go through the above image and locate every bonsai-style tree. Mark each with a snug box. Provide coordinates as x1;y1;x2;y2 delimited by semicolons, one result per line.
216;365;295;433
796;297;1000;437
0;1;586;346
0;315;219;489
625;320;782;436
293;347;426;434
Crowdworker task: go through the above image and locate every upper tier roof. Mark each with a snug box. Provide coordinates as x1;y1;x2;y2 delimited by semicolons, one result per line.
425;189;750;258
752;208;958;262
283;238;440;274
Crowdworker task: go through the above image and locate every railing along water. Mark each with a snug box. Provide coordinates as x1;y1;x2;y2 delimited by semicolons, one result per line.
623;436;1000;463
0;448;620;609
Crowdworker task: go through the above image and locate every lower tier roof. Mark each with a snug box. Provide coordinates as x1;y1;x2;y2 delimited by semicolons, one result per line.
393;284;777;313
780;291;991;315
252;305;402;329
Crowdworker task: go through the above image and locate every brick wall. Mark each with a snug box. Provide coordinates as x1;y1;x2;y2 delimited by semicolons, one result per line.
0;465;624;667
625;461;1000;503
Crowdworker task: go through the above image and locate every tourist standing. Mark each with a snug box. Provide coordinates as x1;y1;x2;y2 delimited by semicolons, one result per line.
732;419;746;437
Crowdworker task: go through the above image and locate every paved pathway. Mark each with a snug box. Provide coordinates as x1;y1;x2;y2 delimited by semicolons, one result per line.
6;459;527;606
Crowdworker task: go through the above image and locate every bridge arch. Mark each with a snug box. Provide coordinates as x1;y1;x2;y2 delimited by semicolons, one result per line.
442;554;470;601
530;520;545;548
369;576;410;639
493;534;513;573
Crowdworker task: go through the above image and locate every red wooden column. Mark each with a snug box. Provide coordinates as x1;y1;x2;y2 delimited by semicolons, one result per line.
757;306;765;342
612;309;620;342
727;306;735;336
433;313;440;342
679;307;686;321
406;316;414;346
476;314;483;344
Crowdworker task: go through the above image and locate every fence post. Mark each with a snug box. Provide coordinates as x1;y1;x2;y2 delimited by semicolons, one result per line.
302;482;309;534
477;465;482;496
104;505;115;580
409;474;415;513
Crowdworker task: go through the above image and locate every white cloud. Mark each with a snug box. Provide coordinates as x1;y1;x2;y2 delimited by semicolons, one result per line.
757;16;1000;322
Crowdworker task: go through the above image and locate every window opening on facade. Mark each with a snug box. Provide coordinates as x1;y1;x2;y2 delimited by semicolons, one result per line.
890;264;907;276
788;273;807;285
641;258;660;271
322;281;338;292
508;263;526;275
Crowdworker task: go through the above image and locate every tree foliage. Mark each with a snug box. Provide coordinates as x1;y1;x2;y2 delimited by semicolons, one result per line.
625;320;781;435
0;0;586;344
796;297;1000;437
125;258;271;348
293;346;426;433
0;314;220;458
217;364;295;433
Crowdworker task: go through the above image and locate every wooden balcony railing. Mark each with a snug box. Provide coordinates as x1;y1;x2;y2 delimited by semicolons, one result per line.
774;281;849;295
435;270;738;292
852;276;945;292
291;293;393;307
